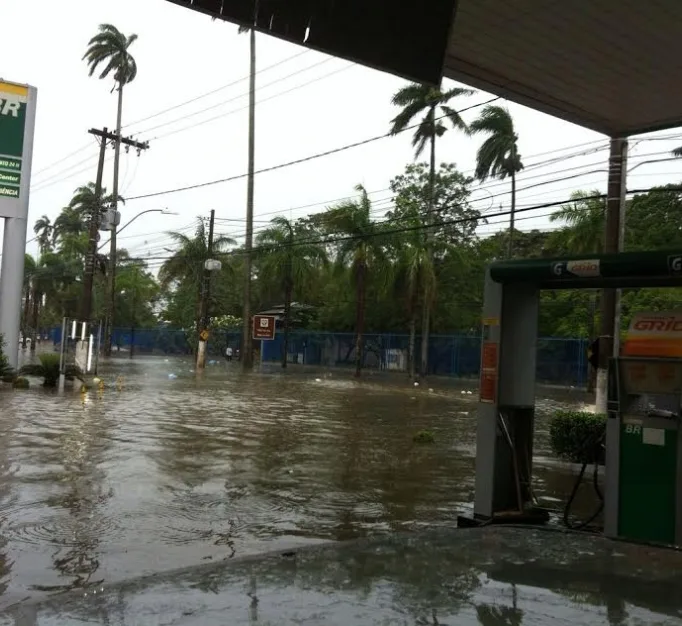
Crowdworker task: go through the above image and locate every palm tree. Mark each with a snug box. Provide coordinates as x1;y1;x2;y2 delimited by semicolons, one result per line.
69;182;119;321
160;220;235;338
673;146;682;158
256;217;327;368
389;210;437;378
22;255;37;349
549;190;605;254
33;216;53;253
389;83;473;377
83;23;138;354
470;105;524;257
325;185;387;377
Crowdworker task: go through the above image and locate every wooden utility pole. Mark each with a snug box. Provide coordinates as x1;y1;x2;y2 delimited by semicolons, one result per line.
97;130;149;356
197;209;215;371
596;137;628;412
80;127;108;324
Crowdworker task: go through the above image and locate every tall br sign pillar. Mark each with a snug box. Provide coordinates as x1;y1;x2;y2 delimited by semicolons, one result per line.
0;80;37;368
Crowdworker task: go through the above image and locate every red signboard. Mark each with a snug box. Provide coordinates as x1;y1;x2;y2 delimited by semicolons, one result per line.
479;341;498;403
252;315;276;340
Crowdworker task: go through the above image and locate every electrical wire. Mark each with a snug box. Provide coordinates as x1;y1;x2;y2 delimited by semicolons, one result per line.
123;49;311;130
125;97;502;201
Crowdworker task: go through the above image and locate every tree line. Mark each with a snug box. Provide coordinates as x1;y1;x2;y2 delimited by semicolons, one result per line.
23;174;682;376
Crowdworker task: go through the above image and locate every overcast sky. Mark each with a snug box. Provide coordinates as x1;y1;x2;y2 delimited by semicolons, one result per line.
2;0;681;269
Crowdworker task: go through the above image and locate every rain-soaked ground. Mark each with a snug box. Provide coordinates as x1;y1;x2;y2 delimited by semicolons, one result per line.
6;525;682;625
0;353;611;613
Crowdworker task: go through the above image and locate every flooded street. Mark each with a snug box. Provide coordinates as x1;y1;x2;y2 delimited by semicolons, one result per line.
0;356;590;604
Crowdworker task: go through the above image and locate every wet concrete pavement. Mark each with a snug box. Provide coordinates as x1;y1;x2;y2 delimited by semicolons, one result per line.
5;526;682;625
0;355;600;608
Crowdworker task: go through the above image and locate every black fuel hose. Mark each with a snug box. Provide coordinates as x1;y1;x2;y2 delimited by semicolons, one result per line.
562;430;605;531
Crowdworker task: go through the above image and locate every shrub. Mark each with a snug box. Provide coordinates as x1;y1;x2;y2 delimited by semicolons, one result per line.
19;353;83;387
549;410;606;465
12;377;29;389
0;334;14;381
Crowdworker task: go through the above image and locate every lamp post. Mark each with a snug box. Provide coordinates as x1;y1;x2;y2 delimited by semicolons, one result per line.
101;208;177;355
98;208;177;251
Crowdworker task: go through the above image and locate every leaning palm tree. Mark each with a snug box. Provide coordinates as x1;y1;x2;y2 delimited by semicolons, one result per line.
325;185;387;377
33;216;53;253
470;105;524;257
256;217;327;368
83;23;138;354
160;220;235;336
389;83;473;377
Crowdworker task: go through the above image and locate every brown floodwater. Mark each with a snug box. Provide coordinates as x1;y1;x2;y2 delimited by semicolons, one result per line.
0;355;595;605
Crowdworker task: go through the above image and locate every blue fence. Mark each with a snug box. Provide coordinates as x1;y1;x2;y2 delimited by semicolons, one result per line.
47;327;590;387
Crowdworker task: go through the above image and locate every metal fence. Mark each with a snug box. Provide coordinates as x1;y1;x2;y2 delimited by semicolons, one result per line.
47;327;590;387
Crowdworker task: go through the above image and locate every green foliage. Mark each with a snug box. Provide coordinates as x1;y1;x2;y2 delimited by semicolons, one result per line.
83;24;138;86
12;377;29;390
19;353;83;388
389;83;474;157
0;334;14;380
469;105;523;181
549;411;606;465
413;430;435;444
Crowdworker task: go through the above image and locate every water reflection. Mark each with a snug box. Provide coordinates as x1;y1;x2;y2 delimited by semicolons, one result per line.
8;527;681;625
0;357;599;602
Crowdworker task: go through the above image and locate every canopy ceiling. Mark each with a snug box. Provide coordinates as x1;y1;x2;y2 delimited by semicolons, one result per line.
167;0;682;137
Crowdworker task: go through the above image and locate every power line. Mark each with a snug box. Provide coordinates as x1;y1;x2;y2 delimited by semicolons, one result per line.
126;97;501;201
134;58;336;137
123;49;311;130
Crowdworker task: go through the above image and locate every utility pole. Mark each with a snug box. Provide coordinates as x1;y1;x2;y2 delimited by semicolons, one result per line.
197;209;215;371
99;131;149;357
242;1;258;372
596;137;628;412
80;127;108;324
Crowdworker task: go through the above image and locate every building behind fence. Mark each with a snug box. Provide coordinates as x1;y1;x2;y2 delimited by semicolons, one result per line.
46;327;589;387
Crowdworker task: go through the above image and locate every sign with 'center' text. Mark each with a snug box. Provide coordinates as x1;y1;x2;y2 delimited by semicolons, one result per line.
0;80;37;218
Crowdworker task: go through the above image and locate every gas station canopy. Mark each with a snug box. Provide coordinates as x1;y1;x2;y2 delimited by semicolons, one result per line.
166;0;682;137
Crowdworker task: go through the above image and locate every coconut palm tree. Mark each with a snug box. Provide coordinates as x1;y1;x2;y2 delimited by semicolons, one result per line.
549;190;605;254
325;185;387;377
388;210;437;378
389;83;473;377
160;220;235;336
256;217;327;368
83;23;138;354
69;182;120;321
52;206;86;249
470;105;524;257
33;216;53;253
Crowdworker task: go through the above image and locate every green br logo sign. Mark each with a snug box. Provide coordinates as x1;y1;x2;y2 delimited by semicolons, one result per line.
0;81;28;199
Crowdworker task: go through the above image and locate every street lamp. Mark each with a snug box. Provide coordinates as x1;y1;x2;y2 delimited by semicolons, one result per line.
98;208;177;251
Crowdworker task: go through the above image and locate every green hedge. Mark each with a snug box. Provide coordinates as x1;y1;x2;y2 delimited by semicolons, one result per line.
549;411;606;465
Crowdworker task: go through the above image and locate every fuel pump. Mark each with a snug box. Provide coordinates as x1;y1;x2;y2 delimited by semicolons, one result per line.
605;312;682;545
